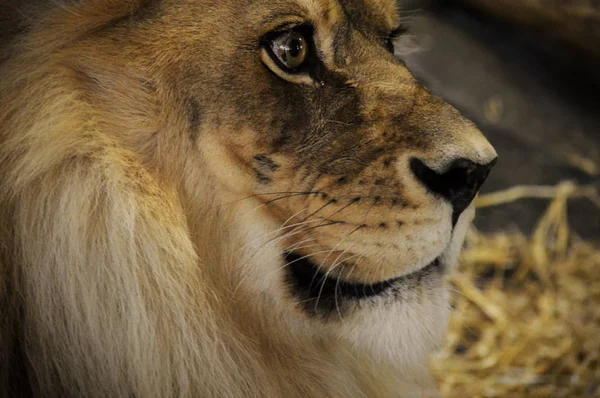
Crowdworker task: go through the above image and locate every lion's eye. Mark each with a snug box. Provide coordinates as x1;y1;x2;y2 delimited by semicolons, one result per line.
270;30;308;71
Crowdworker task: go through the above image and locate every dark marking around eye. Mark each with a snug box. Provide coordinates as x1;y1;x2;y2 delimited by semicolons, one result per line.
187;98;202;142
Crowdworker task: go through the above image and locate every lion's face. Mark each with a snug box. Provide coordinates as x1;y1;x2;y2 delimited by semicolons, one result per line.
121;0;496;359
157;0;495;315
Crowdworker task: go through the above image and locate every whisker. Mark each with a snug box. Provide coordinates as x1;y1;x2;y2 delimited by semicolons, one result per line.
378;251;388;296
237;216;322;254
236;241;323;297
233;221;342;296
302;221;344;233
282;237;317;253
332;251;366;321
340;250;372;299
213;190;319;209
284;249;342;269
322;197;360;220
314;250;368;315
314;250;347;315
301;199;336;222
333;225;362;322
312;225;365;313
269;248;354;297
281;208;309;228
232;223;320;294
263;192;315;206
305;224;366;295
255;223;365;299
225;192;315;230
370;249;389;297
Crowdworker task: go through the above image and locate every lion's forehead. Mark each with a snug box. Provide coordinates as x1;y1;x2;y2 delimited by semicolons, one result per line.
226;0;398;35
294;0;399;28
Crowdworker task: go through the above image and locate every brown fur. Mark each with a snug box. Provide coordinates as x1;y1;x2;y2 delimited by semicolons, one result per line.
0;0;496;397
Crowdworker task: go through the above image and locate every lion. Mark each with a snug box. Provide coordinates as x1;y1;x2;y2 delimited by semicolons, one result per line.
0;0;497;397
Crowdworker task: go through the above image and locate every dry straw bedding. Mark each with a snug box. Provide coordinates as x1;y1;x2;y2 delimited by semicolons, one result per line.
432;182;600;397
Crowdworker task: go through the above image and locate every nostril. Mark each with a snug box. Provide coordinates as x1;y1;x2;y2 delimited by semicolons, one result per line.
410;157;497;225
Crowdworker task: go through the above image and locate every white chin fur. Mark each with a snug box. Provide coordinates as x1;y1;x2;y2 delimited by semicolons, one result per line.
332;205;475;378
334;284;450;377
236;200;471;382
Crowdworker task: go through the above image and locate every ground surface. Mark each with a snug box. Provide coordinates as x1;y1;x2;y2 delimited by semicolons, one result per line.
396;1;600;240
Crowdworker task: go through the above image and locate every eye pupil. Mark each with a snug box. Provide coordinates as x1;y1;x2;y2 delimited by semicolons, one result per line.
289;39;302;58
269;30;309;71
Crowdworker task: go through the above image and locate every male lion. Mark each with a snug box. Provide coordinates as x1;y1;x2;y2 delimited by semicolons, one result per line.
0;0;497;397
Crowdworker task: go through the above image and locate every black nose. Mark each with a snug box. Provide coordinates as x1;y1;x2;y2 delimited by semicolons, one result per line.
410;157;497;225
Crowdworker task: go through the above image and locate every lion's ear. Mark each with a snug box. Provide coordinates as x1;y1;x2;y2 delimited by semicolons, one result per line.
10;147;207;396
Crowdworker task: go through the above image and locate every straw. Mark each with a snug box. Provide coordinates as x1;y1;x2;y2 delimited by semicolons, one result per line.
432;181;600;397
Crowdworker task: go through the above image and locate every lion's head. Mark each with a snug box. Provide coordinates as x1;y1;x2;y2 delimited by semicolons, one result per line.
0;0;496;396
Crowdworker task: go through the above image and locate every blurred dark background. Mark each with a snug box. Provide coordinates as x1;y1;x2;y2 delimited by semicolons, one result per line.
395;0;600;240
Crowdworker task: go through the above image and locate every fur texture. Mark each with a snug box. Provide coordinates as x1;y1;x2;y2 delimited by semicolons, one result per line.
0;0;496;397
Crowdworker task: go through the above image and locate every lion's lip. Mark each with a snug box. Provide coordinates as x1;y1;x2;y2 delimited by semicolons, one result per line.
284;251;444;304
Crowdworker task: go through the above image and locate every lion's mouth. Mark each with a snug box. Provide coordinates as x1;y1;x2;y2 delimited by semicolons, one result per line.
284;251;444;317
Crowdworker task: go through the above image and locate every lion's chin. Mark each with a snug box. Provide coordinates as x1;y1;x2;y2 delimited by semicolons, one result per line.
284;251;446;317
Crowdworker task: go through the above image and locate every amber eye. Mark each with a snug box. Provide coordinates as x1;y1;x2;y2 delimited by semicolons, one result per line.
271;31;308;70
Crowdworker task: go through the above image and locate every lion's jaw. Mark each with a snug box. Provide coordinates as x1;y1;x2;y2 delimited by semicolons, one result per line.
186;160;475;387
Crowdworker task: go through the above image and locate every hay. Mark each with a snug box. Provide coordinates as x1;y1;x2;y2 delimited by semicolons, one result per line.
432;182;600;397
